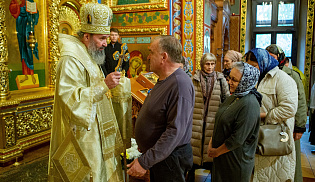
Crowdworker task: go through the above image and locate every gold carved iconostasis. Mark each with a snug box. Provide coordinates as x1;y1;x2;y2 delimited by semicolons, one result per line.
0;0;60;165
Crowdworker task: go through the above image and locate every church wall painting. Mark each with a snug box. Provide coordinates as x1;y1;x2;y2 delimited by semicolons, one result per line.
204;28;210;53
6;0;47;91
111;11;169;27
103;0;168;13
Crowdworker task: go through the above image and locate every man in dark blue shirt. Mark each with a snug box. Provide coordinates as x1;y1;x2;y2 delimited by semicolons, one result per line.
127;35;195;182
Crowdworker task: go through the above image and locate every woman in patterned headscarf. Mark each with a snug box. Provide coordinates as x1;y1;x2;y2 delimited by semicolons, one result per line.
208;62;261;182
222;50;243;78
246;48;298;182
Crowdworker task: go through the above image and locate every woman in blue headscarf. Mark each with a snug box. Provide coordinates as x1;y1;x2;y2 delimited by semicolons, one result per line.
208;62;261;182
246;48;298;182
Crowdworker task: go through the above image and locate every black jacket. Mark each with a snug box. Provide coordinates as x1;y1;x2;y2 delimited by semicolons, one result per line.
101;42;129;77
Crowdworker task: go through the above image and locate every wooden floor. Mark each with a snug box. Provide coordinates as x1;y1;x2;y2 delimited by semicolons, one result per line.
1;130;315;181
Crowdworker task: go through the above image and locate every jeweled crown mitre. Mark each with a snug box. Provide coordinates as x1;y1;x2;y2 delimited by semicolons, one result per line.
80;3;113;34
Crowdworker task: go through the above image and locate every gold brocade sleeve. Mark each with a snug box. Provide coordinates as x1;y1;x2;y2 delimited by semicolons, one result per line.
57;56;109;129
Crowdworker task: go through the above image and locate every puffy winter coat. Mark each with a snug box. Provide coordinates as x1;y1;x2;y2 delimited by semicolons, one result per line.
191;70;230;165
253;67;298;182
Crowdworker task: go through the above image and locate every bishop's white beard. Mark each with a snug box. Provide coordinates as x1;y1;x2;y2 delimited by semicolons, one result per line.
87;39;105;65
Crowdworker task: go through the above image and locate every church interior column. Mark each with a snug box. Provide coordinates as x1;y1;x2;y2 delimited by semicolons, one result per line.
0;1;11;100
48;0;61;88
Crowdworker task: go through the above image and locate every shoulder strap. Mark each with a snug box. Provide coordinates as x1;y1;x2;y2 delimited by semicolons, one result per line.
219;78;226;103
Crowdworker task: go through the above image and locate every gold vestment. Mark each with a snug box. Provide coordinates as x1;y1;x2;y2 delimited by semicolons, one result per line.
48;34;124;182
111;76;133;148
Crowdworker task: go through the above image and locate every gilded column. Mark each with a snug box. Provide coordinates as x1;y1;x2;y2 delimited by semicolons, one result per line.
304;0;315;98
48;0;61;88
239;0;247;54
0;1;10;100
195;0;203;70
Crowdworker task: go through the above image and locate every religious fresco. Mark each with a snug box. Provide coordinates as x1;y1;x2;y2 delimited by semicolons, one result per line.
204;0;211;54
6;0;47;91
204;28;210;53
112;11;169;27
204;0;211;26
128;50;143;78
103;0;168;13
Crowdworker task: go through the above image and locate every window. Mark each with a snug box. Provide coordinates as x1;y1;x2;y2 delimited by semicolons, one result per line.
252;0;298;63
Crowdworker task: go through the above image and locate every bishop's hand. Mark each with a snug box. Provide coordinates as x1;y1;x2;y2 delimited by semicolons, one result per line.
105;71;121;89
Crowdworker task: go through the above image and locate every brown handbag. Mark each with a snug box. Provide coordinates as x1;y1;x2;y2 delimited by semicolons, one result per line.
256;121;293;156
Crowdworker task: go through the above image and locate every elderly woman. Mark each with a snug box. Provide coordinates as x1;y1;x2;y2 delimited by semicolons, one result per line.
187;53;230;182
208;62;261;182
222;50;243;78
246;48;298;182
266;44;307;182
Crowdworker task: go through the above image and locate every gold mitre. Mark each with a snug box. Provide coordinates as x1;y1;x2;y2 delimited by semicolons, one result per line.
80;3;113;34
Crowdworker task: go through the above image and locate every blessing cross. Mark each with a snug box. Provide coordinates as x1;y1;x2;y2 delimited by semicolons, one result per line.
113;43;130;73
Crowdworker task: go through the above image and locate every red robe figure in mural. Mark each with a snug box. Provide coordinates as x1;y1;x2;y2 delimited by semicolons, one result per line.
9;0;39;84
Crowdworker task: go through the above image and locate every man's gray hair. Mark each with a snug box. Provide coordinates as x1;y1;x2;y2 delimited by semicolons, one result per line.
153;35;182;63
232;61;244;74
77;30;85;39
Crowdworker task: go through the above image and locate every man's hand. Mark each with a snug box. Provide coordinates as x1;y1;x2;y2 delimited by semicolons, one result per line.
104;72;121;89
293;132;303;141
127;158;147;178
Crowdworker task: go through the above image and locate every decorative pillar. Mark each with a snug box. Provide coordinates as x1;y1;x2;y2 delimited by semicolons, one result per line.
172;0;182;42
195;0;203;70
0;1;10;100
48;0;61;88
239;0;247;54
304;0;315;98
183;0;194;73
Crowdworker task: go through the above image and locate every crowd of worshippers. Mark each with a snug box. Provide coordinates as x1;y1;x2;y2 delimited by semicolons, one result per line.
49;3;309;182
186;45;307;182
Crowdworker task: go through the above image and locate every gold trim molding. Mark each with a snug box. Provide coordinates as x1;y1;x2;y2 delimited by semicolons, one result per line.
114;26;168;35
304;0;315;98
240;0;247;54
59;6;81;34
103;0;168;13
196;0;203;70
0;1;10;100
48;0;61;88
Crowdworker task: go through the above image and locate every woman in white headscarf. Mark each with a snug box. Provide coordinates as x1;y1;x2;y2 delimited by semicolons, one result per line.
222;50;243;78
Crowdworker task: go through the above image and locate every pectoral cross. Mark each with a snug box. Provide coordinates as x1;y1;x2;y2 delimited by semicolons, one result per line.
113;43;130;75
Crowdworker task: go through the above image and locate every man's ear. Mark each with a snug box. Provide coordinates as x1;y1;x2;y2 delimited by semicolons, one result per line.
83;33;90;41
81;33;91;47
161;52;168;62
